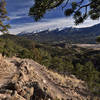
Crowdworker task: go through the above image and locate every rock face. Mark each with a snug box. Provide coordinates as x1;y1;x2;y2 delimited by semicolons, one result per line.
0;55;16;87
0;56;99;100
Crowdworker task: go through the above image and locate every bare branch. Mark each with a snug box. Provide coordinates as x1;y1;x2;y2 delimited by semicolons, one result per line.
62;0;70;9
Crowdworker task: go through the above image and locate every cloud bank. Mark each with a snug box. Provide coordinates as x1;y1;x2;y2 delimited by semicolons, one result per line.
9;17;100;35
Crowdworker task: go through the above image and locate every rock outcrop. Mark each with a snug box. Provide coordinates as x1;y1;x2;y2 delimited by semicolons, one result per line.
0;56;99;100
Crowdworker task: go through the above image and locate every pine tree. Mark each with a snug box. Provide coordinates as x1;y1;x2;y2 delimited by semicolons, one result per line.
0;0;10;34
29;0;100;24
0;0;10;57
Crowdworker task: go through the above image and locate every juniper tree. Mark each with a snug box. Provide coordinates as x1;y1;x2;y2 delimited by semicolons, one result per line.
29;0;100;25
0;0;10;34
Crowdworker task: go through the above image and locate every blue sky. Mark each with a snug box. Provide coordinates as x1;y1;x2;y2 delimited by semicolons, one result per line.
5;0;100;34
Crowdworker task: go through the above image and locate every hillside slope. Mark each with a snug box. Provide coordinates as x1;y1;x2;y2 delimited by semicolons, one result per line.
0;56;97;100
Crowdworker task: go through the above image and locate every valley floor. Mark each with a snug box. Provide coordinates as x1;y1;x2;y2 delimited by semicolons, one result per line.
72;44;100;50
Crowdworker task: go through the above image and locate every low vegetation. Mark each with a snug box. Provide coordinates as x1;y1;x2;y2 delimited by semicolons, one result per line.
0;34;100;97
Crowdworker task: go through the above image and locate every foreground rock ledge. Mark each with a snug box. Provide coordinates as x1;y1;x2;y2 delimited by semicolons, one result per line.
0;56;99;100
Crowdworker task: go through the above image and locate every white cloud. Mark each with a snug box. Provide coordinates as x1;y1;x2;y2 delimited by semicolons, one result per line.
10;16;28;20
74;18;100;28
9;17;73;34
9;17;100;35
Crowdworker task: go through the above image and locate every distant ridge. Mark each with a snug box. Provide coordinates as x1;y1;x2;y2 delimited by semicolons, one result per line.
18;23;100;44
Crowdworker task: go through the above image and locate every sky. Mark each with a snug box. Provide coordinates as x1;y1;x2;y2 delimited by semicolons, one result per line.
6;0;100;34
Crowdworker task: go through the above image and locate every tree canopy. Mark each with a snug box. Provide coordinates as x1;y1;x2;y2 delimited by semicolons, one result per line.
29;0;100;24
0;0;10;34
96;36;100;43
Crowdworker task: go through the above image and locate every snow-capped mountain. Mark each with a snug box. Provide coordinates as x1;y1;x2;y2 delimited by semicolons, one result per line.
18;24;100;44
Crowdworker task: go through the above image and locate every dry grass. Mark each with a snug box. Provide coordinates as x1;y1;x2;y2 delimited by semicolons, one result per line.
47;69;85;88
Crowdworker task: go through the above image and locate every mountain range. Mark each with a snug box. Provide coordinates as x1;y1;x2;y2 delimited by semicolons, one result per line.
18;23;100;44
